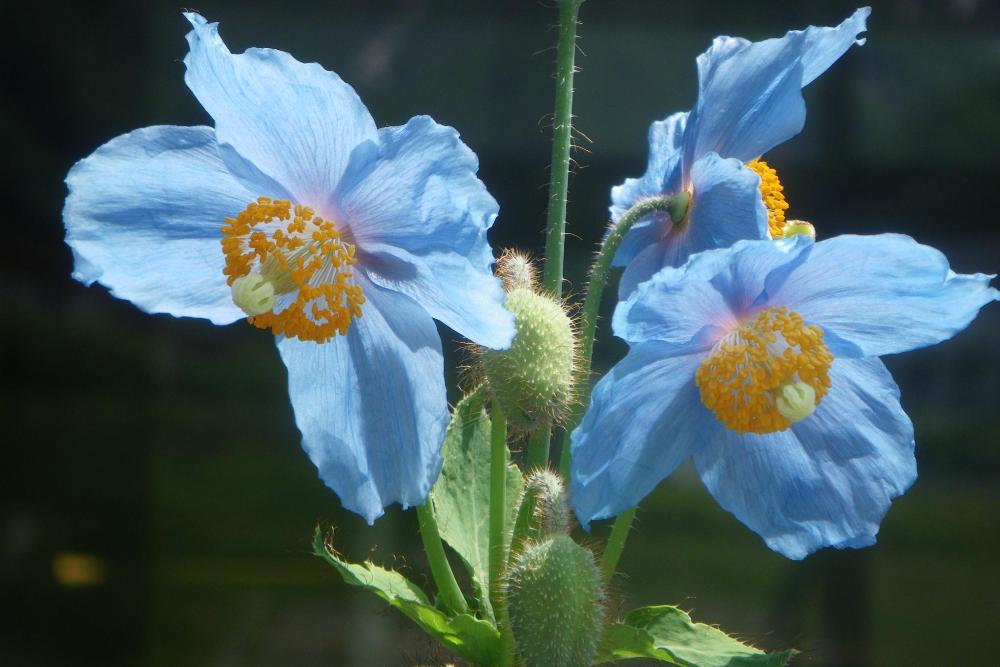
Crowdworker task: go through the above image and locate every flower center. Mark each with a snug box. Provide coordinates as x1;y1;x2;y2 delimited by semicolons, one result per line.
746;159;791;239
221;197;364;343
695;306;833;434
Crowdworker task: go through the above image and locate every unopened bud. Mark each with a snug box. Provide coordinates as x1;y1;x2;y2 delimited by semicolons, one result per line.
481;287;575;432
525;469;569;535
505;535;604;667
496;249;537;292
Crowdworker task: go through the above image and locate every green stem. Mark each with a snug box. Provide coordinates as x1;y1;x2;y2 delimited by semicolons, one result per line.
509;484;538;560
525;422;551;470
416;503;469;615
600;506;637;580
488;399;509;611
542;0;584;295
559;192;689;478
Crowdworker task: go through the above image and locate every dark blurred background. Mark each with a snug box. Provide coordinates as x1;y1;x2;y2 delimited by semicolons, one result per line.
3;1;999;665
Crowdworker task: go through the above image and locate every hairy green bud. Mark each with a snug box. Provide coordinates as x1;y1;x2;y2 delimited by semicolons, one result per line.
505;534;604;667
481;287;575;432
497;249;537;292
524;469;569;535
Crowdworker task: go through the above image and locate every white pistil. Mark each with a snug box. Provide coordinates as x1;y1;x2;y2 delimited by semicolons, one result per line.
231;273;276;316
782;219;816;239
774;381;818;423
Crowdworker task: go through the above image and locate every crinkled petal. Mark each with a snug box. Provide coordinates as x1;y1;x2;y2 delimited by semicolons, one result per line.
63;125;284;324
276;278;448;523
693;356;916;560
183;12;378;205
615;153;768;297
570;346;708;529
766;234;999;357
337;115;514;349
683;8;869;168
614;236;811;351
611;112;688;267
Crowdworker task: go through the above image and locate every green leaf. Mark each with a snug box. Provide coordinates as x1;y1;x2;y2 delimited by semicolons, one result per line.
429;385;524;620
596;605;795;666
313;530;502;666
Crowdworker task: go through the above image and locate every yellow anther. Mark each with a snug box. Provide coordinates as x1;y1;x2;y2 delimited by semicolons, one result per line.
746;159;791;239
220;197;364;343
695;306;833;434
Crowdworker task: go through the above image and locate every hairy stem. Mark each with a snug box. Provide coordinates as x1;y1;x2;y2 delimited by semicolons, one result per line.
488;399;509;610
542;0;584;295
525;421;551;470
416;503;469;616
559;192;689;478
600;506;637;580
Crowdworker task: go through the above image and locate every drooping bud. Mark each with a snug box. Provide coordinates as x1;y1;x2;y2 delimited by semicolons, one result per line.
231;273;276;316
774;381;818;423
505;534;605;667
481;277;575;432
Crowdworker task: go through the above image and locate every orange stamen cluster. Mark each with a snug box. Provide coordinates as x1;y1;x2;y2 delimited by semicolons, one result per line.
746;159;790;239
221;197;364;343
695;306;833;434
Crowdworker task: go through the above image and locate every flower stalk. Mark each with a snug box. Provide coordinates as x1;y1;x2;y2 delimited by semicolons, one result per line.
559;193;690;477
488;399;509;611
542;0;584;296
526;422;551;470
416;502;469;615
599;505;637;580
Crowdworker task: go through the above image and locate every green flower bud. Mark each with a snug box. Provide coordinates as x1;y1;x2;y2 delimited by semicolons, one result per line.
481;287;575;432
505;534;605;667
497;249;537;292
524;469;569;535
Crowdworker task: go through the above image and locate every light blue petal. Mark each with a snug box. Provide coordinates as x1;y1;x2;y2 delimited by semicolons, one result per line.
570;346;709;529
183;12;378;206
276;277;448;523
610;112;687;267
617;239;672;300
613;237;811;351
766;234;999;357
684;153;770;260
337;115;514;349
693;356;915;560
615;153;768;297
63;125;283;324
611;219;663;273
683;8;869;167
797;7;872;85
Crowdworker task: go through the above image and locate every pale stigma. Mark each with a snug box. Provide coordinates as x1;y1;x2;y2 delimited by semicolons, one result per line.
774;381;818;423
231;273;276;316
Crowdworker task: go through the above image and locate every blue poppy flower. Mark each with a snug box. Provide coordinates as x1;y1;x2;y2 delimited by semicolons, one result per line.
612;8;870;296
63;13;515;523
570;234;997;558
